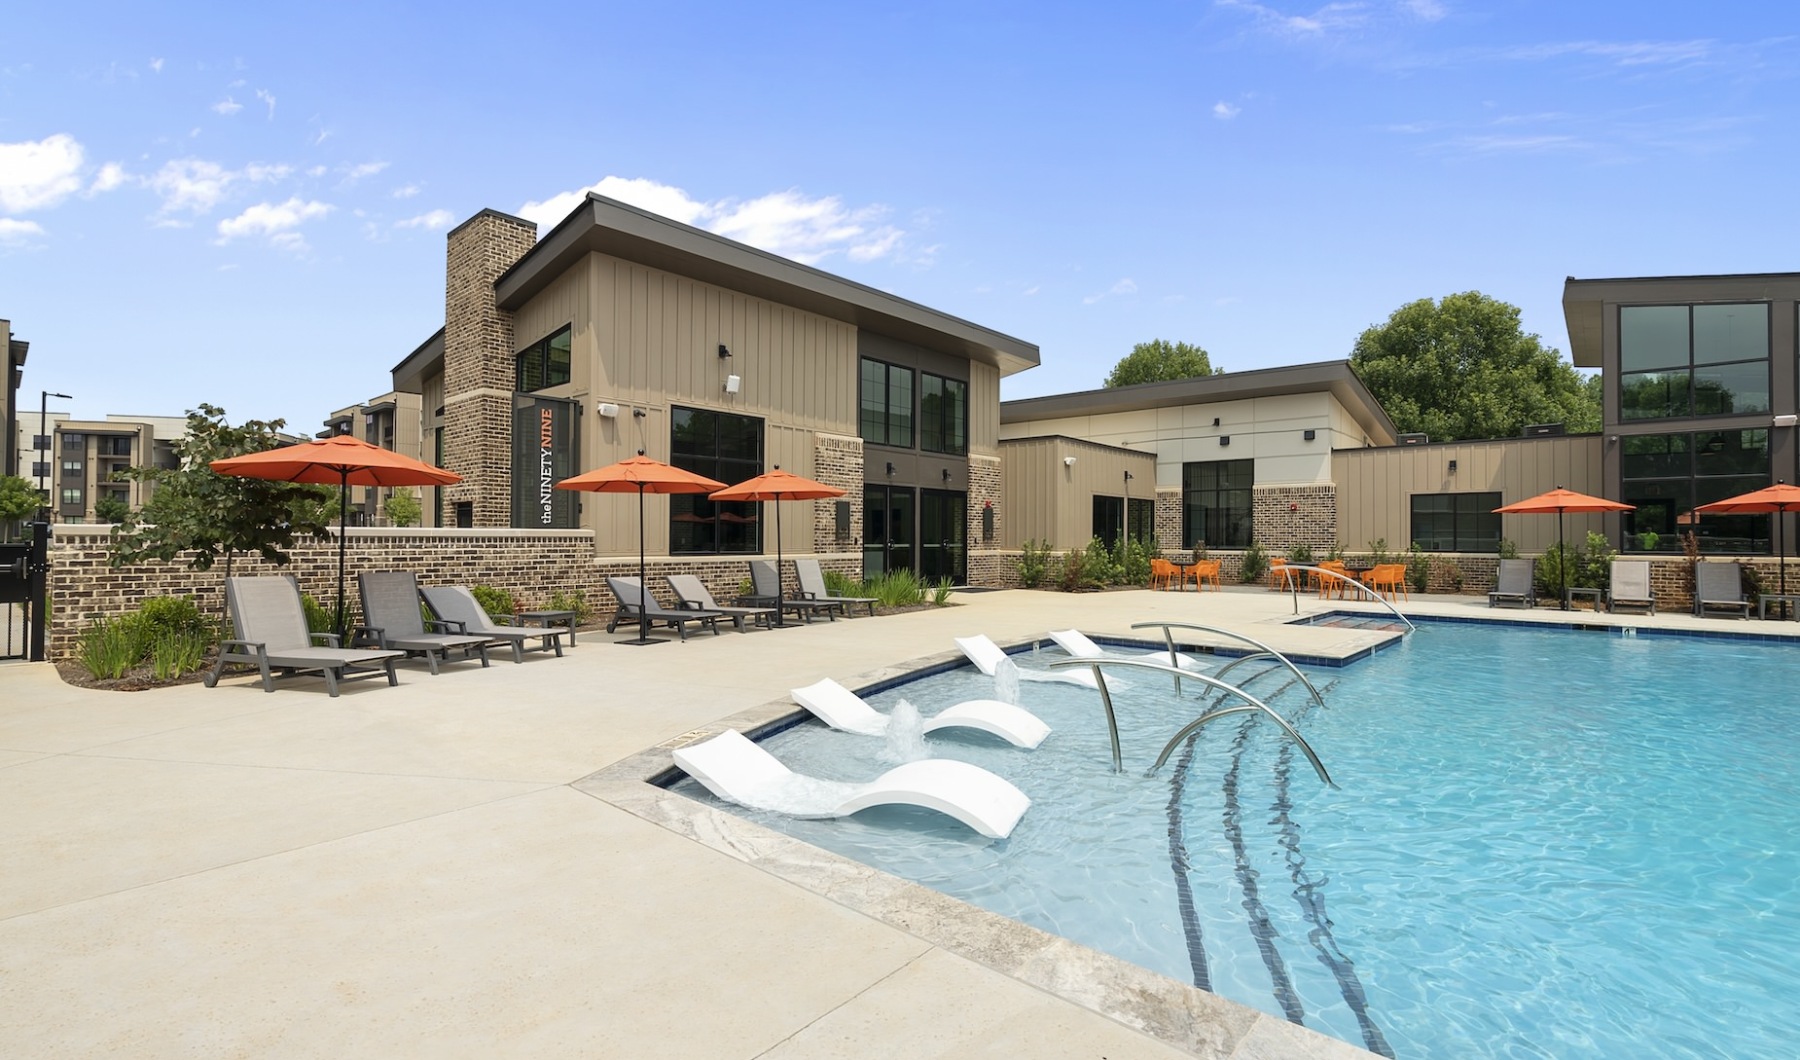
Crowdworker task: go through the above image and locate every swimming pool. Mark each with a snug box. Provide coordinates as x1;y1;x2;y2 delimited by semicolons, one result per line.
668;623;1800;1059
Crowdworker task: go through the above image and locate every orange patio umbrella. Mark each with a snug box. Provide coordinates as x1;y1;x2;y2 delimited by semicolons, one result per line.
709;467;844;627
556;451;725;645
211;433;461;637
1494;485;1634;610
1695;480;1800;595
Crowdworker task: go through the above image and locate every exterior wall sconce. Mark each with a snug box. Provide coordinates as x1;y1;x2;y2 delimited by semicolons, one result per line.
1776;414;1798;428
1219;436;1231;447
718;344;731;359
723;374;741;394
597;402;619;418
886;461;896;477
1303;429;1316;441
1212;417;1221;427
1064;455;1077;467
631;408;646;419
1123;470;1133;482
1448;459;1458;473
941;468;952;482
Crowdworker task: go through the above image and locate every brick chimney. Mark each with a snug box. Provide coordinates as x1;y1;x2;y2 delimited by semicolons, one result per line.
441;209;537;527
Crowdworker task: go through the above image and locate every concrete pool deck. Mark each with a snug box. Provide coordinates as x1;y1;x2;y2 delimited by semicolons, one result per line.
3;585;1791;1057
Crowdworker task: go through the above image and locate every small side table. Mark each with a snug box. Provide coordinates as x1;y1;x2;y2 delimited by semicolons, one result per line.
1758;594;1800;621
519;609;578;645
1564;587;1606;613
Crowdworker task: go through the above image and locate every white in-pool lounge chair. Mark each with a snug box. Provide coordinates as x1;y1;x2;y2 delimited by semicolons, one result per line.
954;633;1099;688
1606;559;1655;615
1047;628;1207;672
672;729;1030;839
790;677;1050;749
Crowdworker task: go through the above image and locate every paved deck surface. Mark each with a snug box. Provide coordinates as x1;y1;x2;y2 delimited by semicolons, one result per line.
3;585;1788;1057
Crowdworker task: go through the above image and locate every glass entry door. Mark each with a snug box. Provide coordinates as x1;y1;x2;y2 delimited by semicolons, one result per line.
863;485;915;578
919;489;966;583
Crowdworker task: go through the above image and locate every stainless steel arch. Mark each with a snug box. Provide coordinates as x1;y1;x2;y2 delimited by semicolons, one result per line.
1046;657;1333;787
1270;564;1416;633
1128;622;1328;713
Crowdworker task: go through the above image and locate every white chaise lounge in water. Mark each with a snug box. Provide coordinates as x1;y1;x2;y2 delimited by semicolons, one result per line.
672;730;1031;839
1047;628;1207;672
954;633;1099;688
790;678;1050;749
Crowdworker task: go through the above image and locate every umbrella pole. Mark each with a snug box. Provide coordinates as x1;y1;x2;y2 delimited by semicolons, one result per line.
623;485;661;646
336;473;349;639
1558;509;1567;610
774;499;784;628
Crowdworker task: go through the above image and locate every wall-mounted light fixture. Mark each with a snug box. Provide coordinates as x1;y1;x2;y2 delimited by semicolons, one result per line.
886;462;896;477
1776;414;1798;428
597;402;619;418
1219;435;1231;447
631;408;646;419
1448;459;1458;474
1064;455;1077;467
941;468;952;482
1212;417;1221;427
1303;428;1316;442
1123;470;1133;482
717;344;732;359
723;374;741;395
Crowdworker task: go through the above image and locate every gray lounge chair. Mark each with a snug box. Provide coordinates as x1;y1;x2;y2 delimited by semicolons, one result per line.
1607;559;1655;615
794;558;876;617
356;571;492;673
742;559;837;624
420;585;566;662
205;576;403;696
1488;558;1537;609
1694;561;1750;619
606;576;723;640
667;573;774;632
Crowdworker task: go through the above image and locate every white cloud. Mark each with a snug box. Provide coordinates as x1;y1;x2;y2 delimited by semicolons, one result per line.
392;183;421;199
149;158;292;214
307;165;327;177
394;209;455;231
215;197;333;248
0;133;85;213
1216;0;1369;37
255;88;276;119
519;176;916;266
1213;101;1242;120
1400;0;1446;20
87;161;128;195
212;96;243;116
149;58;164;73
1083;278;1138;305
1022;285;1040;297
342;161;389;183
0;218;47;243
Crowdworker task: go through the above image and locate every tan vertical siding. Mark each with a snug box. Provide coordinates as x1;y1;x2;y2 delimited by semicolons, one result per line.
1332;436;1605;553
1001;437;1155;548
970;362;1000;455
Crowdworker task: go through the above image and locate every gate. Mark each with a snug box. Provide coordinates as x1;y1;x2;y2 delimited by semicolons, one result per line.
0;521;49;662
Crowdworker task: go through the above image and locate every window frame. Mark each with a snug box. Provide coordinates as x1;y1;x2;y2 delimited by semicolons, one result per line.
859;358;914;448
514;324;574;395
1408;491;1502;553
669;405;765;556
1617;303;1770;422
1620;428;1770;554
1181;459;1254;549
918;372;968;456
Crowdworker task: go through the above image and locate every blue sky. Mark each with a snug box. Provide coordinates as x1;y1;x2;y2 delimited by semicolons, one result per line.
3;2;1795;433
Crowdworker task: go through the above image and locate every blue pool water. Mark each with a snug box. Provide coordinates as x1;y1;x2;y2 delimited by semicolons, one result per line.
670;624;1800;1058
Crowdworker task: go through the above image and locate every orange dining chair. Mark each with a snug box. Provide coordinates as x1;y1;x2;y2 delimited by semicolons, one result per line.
1149;558;1173;590
1193;559;1222;592
1315;560;1348;599
1369;563;1407;600
1267;556;1290;591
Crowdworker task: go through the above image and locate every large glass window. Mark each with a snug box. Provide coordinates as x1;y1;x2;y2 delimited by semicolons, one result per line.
62;433;84;451
919;373;967;455
60;487;82;506
1182;459;1253;549
1619;304;1768;421
1620;429;1769;553
1410;492;1501;552
859;359;913;447
669;406;764;554
1092;495;1124;550
515;325;573;394
1128;498;1155;544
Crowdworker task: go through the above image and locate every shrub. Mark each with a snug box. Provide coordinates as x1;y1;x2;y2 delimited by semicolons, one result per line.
1434;557;1465;593
1117;537;1152;587
1058;545;1087;592
867;568;925;607
1239;540;1269;583
1081;537;1119;587
930;577;954;606
1534;542;1577;597
139;595;213;640
544;588;590;625
470;585;516;620
77;616;149;680
1324;542;1344;561
1406;543;1431;594
150;630;210;680
1576;530;1616;591
300;593;334;635
823;569;863;597
1017;539;1054;589
1497;537;1519;560
1366;537;1392;566
1286;543;1314;565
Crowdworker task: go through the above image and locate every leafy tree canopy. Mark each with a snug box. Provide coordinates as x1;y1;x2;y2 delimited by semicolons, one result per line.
0;474;40;537
1349;291;1600;442
93;493;131;524
1104;339;1222;388
110;404;335;575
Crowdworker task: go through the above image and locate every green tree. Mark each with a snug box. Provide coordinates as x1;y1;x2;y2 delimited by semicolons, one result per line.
110;405;336;590
1104;339;1222;388
1350;292;1600;442
0;474;40;539
93;493;131;524
383;489;421;527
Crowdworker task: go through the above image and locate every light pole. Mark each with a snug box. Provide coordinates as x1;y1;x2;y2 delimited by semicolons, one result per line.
38;390;71;519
